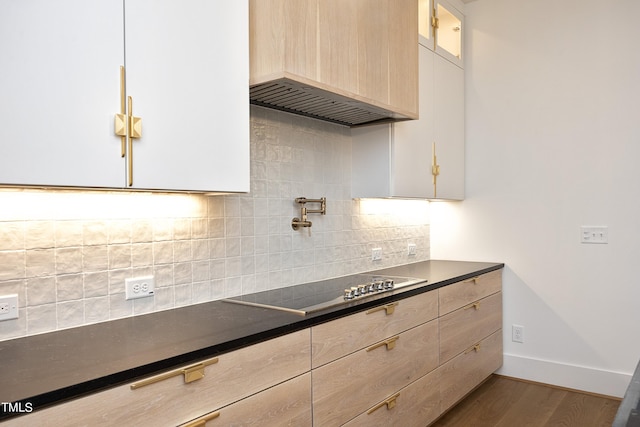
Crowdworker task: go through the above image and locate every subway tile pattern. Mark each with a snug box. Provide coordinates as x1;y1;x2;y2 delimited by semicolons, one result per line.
0;107;430;340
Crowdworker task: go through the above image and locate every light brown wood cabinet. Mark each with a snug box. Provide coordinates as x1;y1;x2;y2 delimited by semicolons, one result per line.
178;373;312;427
313;320;439;425
3;330;311;427
439;330;503;411
311;291;438;368
310;268;503;426
249;0;418;125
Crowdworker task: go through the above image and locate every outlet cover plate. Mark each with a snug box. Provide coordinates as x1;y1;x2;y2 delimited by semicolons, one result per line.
0;294;19;321
125;276;155;300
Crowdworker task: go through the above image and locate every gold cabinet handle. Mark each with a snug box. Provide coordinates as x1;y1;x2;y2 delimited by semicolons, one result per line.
183;411;220;427
463;302;481;311
130;358;219;390
366;302;399;316
432;142;440;197
367;393;400;414
463;276;479;284
114;66;142;187
366;336;399;352
464;343;481;354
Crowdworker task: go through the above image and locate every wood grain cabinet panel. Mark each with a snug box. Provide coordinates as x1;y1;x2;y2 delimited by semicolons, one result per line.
439;329;503;411
179;373;312;427
250;0;418;120
312;320;439;426
439;291;502;363
344;368;441;427
3;330;310;427
439;269;502;316
311;290;438;368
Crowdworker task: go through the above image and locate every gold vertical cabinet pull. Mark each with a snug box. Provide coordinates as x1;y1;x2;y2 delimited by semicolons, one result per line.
366;336;399;352
464;302;481;311
464;343;481;354
366;302;399;316
129;358;219;390
115;66;126;157
183;411;220;427
432;142;440;198
367;393;401;414
114;66;142;187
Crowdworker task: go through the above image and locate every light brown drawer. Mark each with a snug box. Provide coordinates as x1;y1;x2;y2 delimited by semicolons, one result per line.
4;330;311;427
311;290;438;367
313;319;439;426
344;368;441;427
439;269;502;316
179;373;312;427
439;329;503;412
439;292;502;363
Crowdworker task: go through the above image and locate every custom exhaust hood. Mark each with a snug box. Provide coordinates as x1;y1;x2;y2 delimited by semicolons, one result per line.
249;77;415;127
249;0;419;128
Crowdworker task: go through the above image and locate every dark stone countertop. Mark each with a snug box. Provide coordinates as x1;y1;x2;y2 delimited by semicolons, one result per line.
0;260;503;420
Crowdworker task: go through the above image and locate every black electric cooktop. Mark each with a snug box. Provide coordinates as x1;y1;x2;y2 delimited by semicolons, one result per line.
223;273;426;315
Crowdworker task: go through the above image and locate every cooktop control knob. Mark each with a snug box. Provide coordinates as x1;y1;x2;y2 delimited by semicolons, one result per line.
344;288;354;300
384;279;394;289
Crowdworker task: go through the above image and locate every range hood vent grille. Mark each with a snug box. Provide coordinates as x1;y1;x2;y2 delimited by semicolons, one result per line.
250;80;409;127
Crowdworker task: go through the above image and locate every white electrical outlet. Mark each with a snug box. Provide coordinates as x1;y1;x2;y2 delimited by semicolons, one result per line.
372;248;382;261
580;226;608;244
125;276;155;300
408;243;417;256
0;294;19;321
512;324;524;343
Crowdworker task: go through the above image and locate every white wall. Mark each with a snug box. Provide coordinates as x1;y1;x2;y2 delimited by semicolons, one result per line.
431;0;640;397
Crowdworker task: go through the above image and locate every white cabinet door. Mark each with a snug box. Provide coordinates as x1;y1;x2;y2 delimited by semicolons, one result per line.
433;53;464;200
352;45;464;200
0;0;124;188
124;0;250;192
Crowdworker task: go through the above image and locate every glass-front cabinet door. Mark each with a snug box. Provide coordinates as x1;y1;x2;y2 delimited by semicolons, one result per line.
434;0;463;67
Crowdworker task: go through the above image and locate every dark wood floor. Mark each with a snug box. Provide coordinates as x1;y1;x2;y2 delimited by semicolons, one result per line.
431;375;621;427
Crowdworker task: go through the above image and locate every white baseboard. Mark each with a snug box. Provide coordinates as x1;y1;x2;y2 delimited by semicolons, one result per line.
497;353;632;398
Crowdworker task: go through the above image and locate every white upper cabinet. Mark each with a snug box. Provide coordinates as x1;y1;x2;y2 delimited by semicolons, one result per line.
0;0;249;193
352;2;464;200
125;0;249;192
434;0;464;67
419;0;464;68
0;0;124;188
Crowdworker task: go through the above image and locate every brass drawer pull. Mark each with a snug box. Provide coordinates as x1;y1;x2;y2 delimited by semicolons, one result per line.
367;336;399;352
463;302;481;311
183;411;220;427
367;393;401;414
366;302;399;316
130;357;219;390
463;276;480;284
464;343;481;354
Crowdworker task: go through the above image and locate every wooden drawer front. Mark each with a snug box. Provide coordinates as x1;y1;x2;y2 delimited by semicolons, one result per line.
439;329;503;412
439;269;502;316
439;292;502;363
5;330;311;427
312;290;438;367
313;320;439;426
344;368;441;427
179;373;312;427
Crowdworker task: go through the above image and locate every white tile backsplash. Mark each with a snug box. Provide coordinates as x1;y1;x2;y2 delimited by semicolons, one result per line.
0;106;430;340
